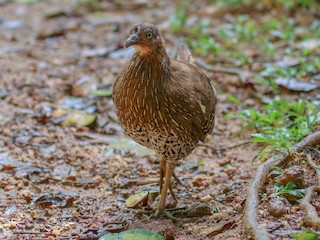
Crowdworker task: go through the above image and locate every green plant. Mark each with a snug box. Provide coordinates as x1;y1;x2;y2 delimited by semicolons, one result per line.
169;4;187;32
290;229;319;240
271;182;304;198
234;97;319;160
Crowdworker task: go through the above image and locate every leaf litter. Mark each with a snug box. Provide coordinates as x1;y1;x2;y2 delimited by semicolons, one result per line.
0;0;319;239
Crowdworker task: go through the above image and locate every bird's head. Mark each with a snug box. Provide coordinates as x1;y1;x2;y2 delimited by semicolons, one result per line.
124;23;165;54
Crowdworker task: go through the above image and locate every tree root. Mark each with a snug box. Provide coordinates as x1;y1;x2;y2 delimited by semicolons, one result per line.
244;131;320;240
300;154;320;230
306;154;320;185
300;186;320;230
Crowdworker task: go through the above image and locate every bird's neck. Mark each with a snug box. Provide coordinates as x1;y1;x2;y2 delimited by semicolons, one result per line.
131;49;171;80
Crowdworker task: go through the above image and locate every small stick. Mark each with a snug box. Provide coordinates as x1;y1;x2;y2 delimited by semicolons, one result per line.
199;140;251;151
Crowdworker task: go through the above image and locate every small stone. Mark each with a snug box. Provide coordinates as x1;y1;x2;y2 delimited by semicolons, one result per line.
191;175;210;187
212;172;229;184
4;221;17;229
200;195;213;203
20;189;31;199
4;185;14;191
92;175;103;183
268;197;288;217
124;170;132;177
30;210;37;217
223;180;242;193
244;98;255;106
51;227;61;236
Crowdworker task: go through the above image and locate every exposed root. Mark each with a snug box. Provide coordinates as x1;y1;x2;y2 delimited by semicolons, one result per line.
300;154;320;230
300;186;320;230
244;131;320;240
306;154;320;185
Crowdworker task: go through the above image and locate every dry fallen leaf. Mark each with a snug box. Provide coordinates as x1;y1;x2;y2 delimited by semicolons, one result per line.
51;108;96;127
199;219;235;236
275;77;319;92
126;191;159;208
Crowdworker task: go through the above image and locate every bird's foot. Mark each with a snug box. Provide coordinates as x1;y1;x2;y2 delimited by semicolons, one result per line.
151;208;178;222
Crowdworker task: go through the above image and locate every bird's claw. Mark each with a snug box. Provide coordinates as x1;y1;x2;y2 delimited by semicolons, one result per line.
149;208;178;222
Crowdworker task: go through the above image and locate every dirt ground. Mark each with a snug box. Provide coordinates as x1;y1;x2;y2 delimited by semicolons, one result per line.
0;1;319;240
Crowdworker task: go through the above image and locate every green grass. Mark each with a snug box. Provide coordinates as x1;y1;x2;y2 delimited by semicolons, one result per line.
230;97;319;160
170;1;320;64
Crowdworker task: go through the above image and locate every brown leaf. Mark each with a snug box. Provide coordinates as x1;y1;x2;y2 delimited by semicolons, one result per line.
274;58;300;68
0;153;25;171
199;219;235;236
126;191;159;208
35;191;79;208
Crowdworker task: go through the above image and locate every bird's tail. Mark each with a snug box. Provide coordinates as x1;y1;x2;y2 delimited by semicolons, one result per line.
177;44;196;67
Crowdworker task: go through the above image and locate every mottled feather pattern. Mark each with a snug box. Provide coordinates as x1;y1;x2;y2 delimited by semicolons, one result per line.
113;23;217;218
113;50;216;162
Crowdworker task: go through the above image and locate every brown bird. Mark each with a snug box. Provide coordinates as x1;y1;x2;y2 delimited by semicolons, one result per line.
113;23;217;219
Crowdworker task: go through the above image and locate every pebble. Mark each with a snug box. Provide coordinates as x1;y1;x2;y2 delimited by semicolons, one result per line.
200;195;213;203
268;197;288;217
4;221;17;229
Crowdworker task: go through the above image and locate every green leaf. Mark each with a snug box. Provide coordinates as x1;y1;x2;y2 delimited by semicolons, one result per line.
89;89;113;97
226;94;241;104
284;181;297;191
272;182;304;199
99;229;164;240
288;189;305;198
290;231;319;240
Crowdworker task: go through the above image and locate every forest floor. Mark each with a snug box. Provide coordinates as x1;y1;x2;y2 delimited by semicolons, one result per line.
0;0;319;239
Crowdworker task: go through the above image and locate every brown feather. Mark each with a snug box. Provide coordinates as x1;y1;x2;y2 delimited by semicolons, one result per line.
113;24;216;162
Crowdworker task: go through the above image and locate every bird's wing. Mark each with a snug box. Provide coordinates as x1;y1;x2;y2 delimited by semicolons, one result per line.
164;60;217;142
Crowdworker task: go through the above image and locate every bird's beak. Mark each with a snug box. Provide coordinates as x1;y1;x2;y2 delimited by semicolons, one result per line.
124;32;140;48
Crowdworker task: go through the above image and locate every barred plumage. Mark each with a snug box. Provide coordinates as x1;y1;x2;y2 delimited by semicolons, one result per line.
113;23;217;219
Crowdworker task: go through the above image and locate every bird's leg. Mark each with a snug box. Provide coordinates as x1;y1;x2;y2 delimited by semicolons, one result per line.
158;153;183;188
159;158;166;193
155;162;177;221
173;172;185;187
159;159;178;203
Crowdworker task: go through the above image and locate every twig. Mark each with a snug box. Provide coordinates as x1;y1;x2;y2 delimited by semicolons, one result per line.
244;131;320;240
200;140;251;151
135;178;159;185
195;58;250;83
13;231;46;234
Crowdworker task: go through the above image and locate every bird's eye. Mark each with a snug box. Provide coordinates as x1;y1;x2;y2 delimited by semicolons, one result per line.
146;32;153;39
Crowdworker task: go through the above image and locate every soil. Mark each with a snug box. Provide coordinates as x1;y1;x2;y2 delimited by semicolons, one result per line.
0;1;319;240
